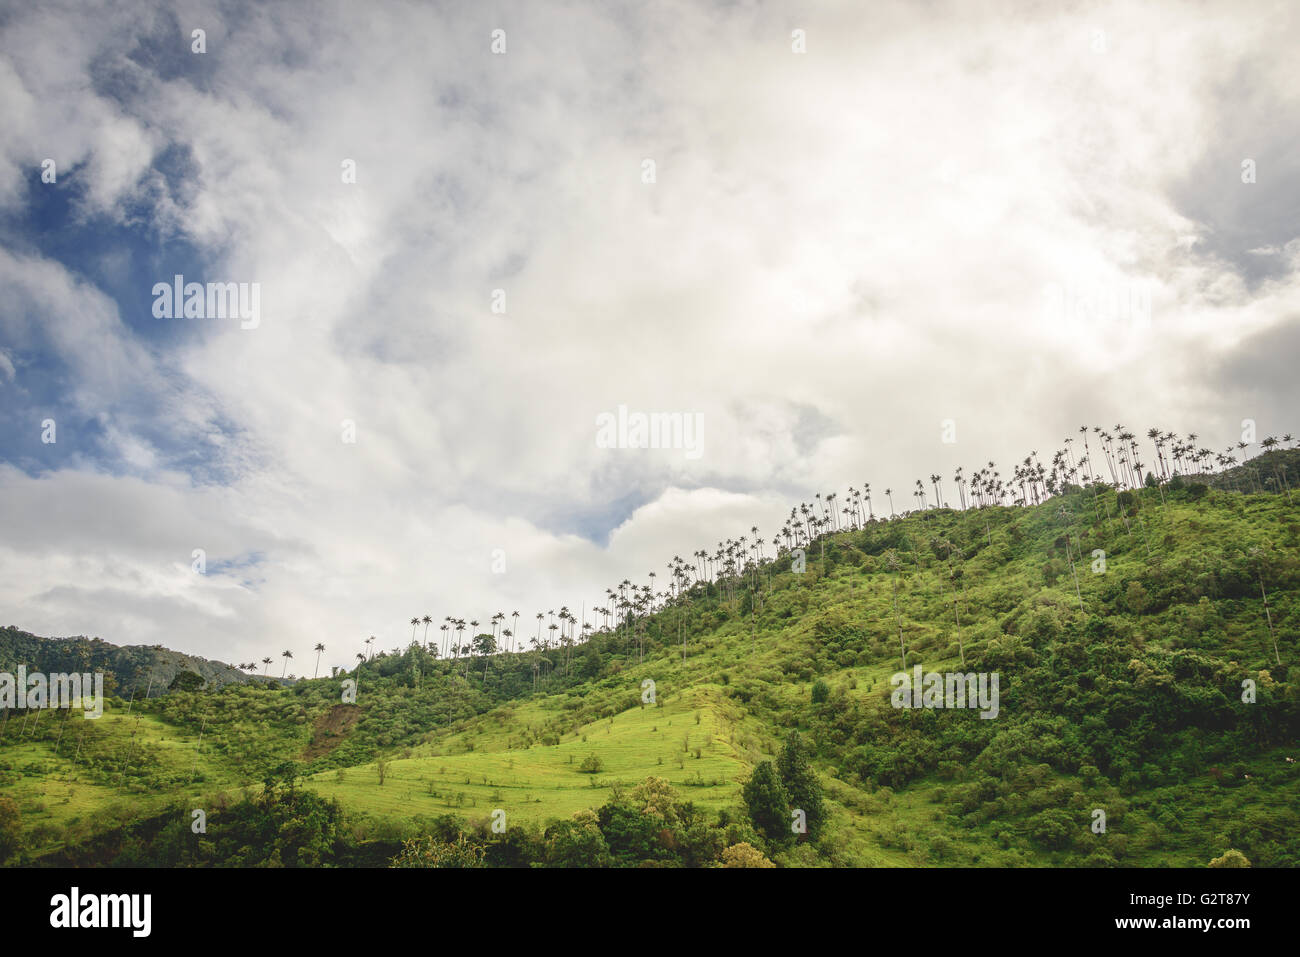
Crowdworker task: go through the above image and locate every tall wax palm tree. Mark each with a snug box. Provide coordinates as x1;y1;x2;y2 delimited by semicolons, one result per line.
1146;428;1168;480
885;550;906;672
1058;505;1086;612
410;617;420;644
281;650;293;678
1249;546;1282;666
313;643;325;679
261;656;272;675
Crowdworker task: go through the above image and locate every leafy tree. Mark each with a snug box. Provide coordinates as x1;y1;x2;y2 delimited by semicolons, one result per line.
1125;581;1151;614
545;811;610;867
262;760;301;795
1028;808;1076;850
596;802;672;866
581;643;603;678
743;760;791;844
630;776;681;823
777;731;826;839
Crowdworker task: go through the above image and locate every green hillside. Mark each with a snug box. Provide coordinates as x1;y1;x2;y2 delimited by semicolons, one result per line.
0;630;253;696
2;470;1297;868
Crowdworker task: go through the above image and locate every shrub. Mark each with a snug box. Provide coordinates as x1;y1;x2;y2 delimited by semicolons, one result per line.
1208;849;1251;868
811;679;830;704
720;842;775;868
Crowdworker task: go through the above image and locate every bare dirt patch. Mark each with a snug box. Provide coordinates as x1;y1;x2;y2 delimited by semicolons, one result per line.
303;704;361;759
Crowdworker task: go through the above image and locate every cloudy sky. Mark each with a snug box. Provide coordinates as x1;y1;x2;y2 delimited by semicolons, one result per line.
1;0;1297;672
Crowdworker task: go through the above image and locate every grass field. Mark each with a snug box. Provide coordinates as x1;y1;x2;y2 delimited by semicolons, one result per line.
305;686;748;824
0;705;257;855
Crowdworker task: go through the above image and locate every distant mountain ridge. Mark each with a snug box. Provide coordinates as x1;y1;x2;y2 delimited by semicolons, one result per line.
0;626;253;697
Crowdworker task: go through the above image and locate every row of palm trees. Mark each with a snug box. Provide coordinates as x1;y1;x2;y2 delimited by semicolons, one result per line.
539;426;1295;662
236;642;327;681
240;426;1293;685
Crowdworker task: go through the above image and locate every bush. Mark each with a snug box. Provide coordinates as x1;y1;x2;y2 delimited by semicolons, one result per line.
1028;808;1076;850
720;842;775;868
1208;849;1251;868
392;835;485;868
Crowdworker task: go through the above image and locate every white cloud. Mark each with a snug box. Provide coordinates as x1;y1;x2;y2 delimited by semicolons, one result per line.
0;0;1297;668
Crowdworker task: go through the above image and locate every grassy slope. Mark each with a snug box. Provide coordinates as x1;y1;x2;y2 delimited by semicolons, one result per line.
4;480;1298;865
294;482;1300;865
307;687;746;824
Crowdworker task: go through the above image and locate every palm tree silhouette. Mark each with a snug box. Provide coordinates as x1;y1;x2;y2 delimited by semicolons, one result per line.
281;650;293;678
313;642;325;678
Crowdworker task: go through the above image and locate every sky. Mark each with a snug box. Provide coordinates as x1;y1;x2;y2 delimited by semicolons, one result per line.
1;0;1298;674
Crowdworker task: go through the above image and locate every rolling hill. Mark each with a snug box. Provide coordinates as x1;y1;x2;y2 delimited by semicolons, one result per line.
2;465;1297;867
